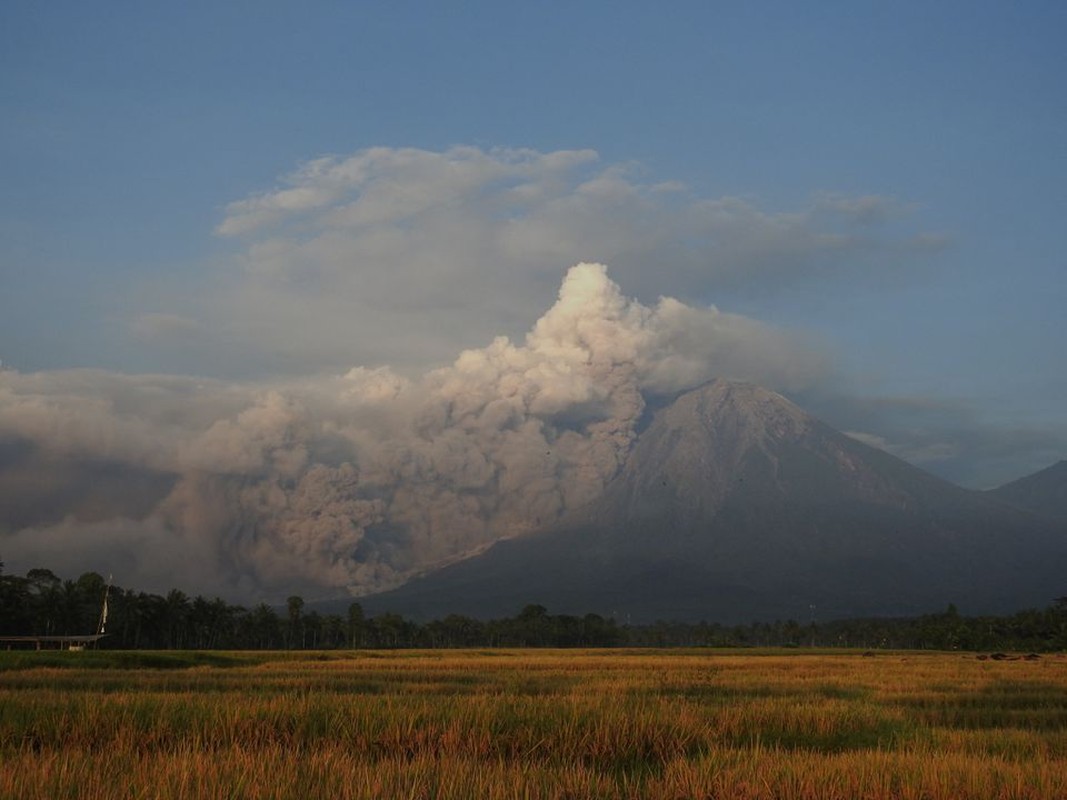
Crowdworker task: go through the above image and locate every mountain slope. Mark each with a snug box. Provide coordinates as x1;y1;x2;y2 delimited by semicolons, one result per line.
357;381;1067;623
988;460;1067;521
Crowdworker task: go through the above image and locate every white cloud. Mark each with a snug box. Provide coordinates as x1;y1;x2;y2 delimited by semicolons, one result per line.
818;391;1067;489
1;264;829;601
180;145;938;376
0;143;950;598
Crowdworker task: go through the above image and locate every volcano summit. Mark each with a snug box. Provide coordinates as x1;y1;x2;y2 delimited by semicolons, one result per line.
359;380;1067;623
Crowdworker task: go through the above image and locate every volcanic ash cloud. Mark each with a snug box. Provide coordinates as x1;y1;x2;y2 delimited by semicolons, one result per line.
0;263;826;600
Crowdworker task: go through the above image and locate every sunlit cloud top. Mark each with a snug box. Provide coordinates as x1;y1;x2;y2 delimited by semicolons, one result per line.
169;145;938;376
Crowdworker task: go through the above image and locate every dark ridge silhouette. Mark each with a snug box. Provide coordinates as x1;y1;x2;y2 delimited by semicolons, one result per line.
988;460;1067;521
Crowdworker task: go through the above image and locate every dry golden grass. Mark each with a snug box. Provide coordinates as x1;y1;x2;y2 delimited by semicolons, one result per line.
2;649;1065;798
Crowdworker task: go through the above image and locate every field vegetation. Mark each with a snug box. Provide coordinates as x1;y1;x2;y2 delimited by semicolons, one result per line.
3;566;1067;651
2;649;1066;799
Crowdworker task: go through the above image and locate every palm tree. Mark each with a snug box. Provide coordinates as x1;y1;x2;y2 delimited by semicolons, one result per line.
163;589;191;649
286;595;304;649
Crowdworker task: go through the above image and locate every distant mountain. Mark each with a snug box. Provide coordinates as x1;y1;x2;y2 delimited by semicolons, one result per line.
356;381;1067;624
988;460;1067;521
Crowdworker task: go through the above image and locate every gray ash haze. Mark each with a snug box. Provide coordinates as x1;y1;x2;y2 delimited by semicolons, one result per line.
3;6;1066;602
0;264;829;600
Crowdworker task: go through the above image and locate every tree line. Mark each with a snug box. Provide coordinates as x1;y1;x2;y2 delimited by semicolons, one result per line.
2;563;1065;651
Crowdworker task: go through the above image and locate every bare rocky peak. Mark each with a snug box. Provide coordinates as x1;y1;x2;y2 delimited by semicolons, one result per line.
599;378;962;523
649;378;811;454
601;380;815;518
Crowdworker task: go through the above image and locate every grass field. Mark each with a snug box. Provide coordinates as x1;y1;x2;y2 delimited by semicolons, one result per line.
2;649;1066;799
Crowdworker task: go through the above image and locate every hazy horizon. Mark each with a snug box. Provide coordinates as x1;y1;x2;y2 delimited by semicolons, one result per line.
2;3;1064;601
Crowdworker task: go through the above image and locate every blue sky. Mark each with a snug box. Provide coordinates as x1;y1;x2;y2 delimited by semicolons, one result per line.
2;1;1065;489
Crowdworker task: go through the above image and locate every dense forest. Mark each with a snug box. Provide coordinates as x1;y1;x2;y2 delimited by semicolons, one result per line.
2;563;1065;651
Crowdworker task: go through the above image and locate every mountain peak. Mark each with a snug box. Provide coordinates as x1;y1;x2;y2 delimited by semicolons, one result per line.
663;379;812;444
603;379;814;517
358;380;1067;623
989;460;1067;520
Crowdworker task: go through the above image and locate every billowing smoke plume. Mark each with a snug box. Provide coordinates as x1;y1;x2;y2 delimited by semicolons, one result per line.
0;264;827;600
